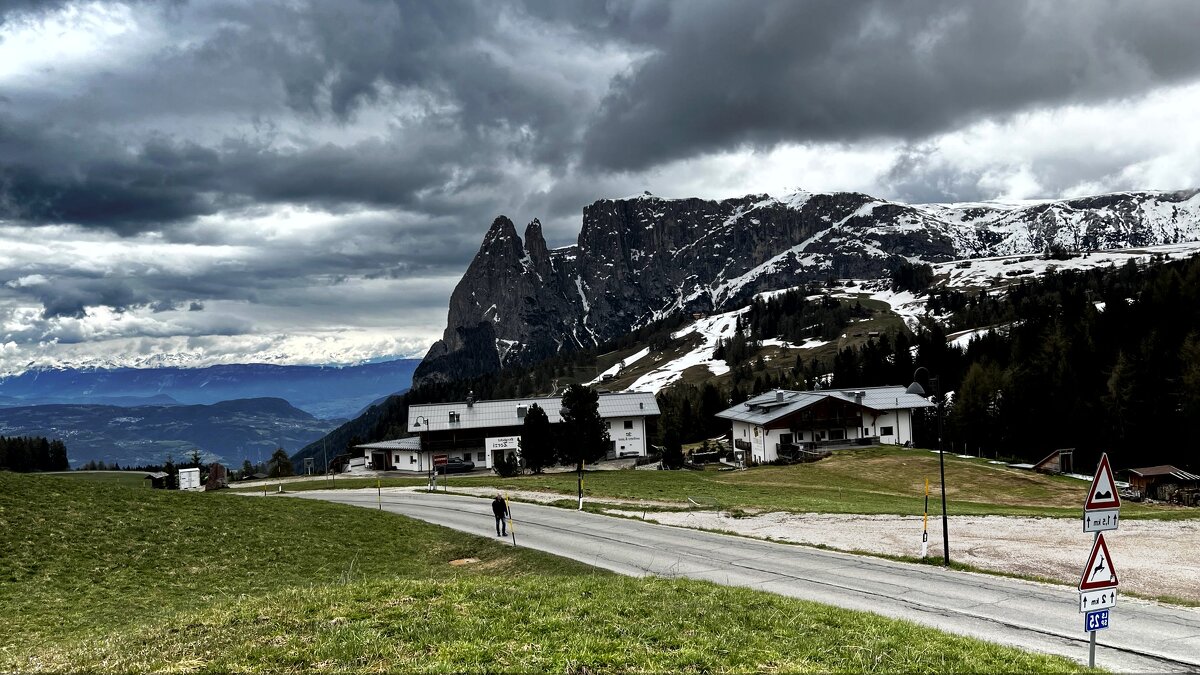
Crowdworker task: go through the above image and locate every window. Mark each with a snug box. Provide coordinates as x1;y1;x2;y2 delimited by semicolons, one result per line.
829;429;846;440
880;426;894;436
779;433;794;445
410;455;416;464
394;454;400;464
623;420;633;430
607;421;612;429
448;411;459;423
477;451;486;462
517;405;528;419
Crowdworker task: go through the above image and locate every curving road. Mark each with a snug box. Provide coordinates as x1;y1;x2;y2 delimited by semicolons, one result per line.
289;488;1200;672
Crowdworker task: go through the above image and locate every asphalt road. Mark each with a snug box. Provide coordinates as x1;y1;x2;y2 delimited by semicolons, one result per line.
290;488;1200;672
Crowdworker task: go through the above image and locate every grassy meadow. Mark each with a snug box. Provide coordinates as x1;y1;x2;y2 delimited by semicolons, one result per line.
39;470;152;487
0;471;1089;672
243;446;1200;520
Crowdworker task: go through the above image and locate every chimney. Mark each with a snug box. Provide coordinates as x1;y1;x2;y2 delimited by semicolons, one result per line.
466;390;475;408
776;390;784;402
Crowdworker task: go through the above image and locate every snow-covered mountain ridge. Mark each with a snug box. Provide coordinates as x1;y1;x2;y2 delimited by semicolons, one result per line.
414;188;1200;385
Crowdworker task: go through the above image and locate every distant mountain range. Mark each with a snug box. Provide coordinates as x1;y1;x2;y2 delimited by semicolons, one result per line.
414;189;1200;384
0;398;334;468
0;359;420;420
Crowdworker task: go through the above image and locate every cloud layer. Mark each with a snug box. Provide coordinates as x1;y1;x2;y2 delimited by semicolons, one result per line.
1;0;1199;372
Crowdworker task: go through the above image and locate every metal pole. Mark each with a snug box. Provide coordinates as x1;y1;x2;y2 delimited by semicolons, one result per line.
377;477;381;511
1089;629;1096;668
937;379;950;566
577;459;583;510
1088;528;1099;668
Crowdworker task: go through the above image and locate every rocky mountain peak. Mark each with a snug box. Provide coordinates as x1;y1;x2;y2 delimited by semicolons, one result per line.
524;219;551;273
413;188;1200;386
479;215;523;258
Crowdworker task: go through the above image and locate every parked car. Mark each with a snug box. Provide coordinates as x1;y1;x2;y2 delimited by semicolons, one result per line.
436;459;476;474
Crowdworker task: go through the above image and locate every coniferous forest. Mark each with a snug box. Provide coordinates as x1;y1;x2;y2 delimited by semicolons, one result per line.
0;436;69;472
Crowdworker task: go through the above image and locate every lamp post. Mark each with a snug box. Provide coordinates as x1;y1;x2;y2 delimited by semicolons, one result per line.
907;367;950;566
413;415;432;492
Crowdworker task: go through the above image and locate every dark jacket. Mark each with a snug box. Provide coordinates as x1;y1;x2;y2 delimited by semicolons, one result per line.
491;496;508;517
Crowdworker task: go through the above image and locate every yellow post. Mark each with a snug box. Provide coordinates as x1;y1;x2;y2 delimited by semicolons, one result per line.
506;491;516;545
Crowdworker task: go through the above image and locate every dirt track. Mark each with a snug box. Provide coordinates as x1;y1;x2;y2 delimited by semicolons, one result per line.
606;509;1200;602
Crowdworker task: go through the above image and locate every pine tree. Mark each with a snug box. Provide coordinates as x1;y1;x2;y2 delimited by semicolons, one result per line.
520;403;554;474
268;448;294;477
557;384;610;467
661;427;685;469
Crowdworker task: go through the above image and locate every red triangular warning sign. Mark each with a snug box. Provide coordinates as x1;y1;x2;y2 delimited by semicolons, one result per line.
1079;532;1119;591
1084;453;1120;510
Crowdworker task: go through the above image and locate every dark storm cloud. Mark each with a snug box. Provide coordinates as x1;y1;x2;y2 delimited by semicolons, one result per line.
0;0;595;230
9;0;1200;231
0;112;473;233
0;117;222;233
0;0;69;23
581;0;1200;171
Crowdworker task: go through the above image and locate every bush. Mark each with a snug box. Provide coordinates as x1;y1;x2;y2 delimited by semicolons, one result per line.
493;453;522;477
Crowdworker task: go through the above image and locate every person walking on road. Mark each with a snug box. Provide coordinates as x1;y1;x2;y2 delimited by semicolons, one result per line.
491;493;509;536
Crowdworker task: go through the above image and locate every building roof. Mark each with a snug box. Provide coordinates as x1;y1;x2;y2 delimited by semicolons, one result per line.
715;386;935;426
1128;465;1200;481
144;471;168;479
408;391;660;433
356;437;422;451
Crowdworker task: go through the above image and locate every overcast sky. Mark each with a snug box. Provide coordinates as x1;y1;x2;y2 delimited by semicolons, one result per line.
2;0;1200;374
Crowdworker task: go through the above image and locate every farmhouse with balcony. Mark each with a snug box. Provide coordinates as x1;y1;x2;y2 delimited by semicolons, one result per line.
715;386;935;464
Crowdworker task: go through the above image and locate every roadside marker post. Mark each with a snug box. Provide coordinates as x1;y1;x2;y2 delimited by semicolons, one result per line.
506;492;516;546
921;478;929;558
377;477;381;511
1080;452;1121;669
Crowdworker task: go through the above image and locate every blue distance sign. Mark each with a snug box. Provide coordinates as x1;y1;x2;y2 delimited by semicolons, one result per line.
1085;609;1110;632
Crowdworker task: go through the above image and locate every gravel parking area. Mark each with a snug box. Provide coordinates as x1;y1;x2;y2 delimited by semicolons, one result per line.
605;509;1200;602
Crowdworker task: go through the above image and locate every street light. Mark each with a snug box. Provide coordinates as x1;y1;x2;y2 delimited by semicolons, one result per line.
907;367;950;567
413;415;432;491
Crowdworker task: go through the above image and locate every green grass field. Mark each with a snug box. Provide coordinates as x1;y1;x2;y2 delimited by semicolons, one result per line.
38;470;151;487
0;471;1089;672
249;446;1200;520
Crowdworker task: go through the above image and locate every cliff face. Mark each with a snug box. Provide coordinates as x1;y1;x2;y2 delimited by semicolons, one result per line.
414;189;1200;385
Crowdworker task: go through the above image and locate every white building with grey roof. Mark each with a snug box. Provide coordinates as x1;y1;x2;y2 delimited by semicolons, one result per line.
356;391;661;473
715;386;935;464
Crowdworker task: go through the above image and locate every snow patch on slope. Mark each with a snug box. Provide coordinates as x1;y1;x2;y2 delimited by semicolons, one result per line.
627;309;749;393
584;347;652;385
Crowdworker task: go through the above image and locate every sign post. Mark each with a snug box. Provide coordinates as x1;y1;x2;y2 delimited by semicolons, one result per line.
432;451;451;487
1080;452;1121;669
432;453;448;493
